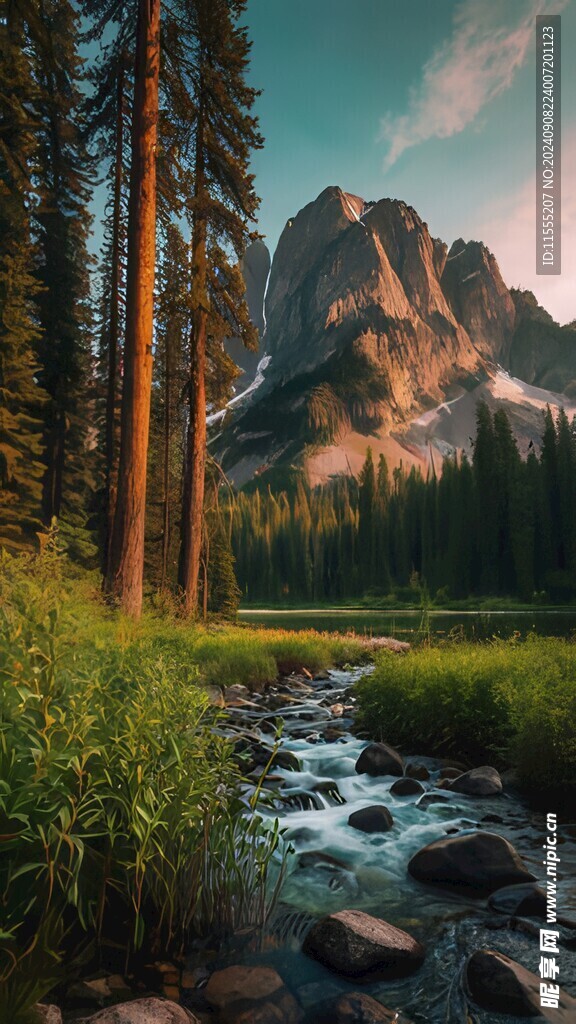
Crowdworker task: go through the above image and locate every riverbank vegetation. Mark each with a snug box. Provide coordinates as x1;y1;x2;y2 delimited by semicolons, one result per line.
355;636;576;804
0;550;365;1019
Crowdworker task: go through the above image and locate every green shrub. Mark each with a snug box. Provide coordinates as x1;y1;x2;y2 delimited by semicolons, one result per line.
355;636;576;799
0;555;285;1019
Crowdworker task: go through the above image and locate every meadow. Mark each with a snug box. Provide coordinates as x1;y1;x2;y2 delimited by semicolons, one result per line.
355;636;576;802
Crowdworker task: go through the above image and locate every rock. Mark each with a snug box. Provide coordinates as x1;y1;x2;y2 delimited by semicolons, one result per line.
481;813;504;824
405;763;430;781
67;977;113;1007
390;778;425;797
355;742;404;778
302;909;425;981
251;745;301;772
448;765;502;796
408;832;536;897
465;950;576;1022
79;999;199;1024
224;684;251;703
348;805;394;833
299;850;351;870
324;992;413;1023
204;685;224;707
488;882;547;918
35;1007;63;1024
204;966;302;1023
438;767;463;780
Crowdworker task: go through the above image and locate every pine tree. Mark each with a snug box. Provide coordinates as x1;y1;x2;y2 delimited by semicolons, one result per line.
0;6;47;551
178;0;262;616
106;0;161;617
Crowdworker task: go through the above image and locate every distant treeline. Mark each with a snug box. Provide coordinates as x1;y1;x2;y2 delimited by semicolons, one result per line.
231;404;576;604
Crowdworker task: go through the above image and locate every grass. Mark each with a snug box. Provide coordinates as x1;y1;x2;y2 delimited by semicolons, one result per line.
355;636;576;805
0;550;365;1020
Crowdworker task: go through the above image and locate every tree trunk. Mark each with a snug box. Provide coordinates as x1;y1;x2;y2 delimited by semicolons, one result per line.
103;63;125;571
160;331;171;589
106;0;160;618
178;98;207;617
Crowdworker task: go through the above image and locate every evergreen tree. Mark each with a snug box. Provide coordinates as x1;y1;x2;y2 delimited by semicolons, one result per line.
178;0;262;616
0;5;47;550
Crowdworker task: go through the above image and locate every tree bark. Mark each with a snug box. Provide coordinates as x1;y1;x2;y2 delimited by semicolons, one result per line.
160;329;171;589
178;97;207;617
103;63;125;570
106;0;160;618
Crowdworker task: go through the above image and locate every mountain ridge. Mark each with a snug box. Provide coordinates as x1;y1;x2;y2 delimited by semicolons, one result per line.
216;186;576;485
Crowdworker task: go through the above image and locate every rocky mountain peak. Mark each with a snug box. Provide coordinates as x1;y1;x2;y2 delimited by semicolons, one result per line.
441;238;516;363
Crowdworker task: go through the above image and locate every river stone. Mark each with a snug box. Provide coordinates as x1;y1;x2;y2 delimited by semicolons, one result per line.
417;793;451;809
408;832;536;897
251;745;301;772
35;1007;63;1024
348;805;394;833
302;910;425;981
355;743;404;778
204;965;302;1023
488;882;547;918
79;1000;199;1024
438;767;463;780
405;763;430;781
390;778;425;797
448;765;502;796
465;950;576;1021
324;992;413;1023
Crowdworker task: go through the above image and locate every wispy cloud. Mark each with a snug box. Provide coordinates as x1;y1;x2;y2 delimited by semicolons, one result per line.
380;0;569;169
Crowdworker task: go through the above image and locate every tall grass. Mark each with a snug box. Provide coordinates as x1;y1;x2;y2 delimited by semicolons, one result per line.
0;550;366;1018
355;636;576;801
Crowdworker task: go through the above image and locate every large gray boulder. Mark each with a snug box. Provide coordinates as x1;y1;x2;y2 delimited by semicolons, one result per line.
80;1000;199;1024
466;950;576;1022
488;882;547;918
303;909;424;981
448;765;503;796
355;742;404;778
408;832;535;897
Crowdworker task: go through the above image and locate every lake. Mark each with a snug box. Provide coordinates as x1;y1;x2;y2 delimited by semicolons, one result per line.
239;607;576;640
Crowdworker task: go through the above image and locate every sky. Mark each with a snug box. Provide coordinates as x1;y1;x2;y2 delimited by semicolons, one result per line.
244;0;575;325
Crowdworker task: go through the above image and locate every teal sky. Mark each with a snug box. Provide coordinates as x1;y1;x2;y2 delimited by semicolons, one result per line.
245;0;576;325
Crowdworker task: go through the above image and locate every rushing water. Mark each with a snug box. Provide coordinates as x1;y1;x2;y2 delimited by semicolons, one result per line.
219;667;576;1023
239;607;576;641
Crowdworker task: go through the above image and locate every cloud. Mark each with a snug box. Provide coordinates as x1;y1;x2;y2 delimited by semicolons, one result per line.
381;0;569;169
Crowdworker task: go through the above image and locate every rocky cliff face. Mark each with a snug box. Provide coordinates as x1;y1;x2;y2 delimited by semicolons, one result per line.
215;187;575;485
224;239;270;390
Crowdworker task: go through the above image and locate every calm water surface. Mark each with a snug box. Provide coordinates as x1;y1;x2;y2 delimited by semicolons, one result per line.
240;608;576;640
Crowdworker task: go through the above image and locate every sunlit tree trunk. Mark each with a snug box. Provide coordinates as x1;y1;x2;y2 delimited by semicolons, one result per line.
106;0;160;617
178;97;207;617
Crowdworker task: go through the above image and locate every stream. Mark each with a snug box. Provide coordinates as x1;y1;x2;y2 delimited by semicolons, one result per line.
216;666;576;1023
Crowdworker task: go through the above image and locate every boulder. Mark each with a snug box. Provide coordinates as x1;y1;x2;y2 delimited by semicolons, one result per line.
35;1007;63;1024
80;1000;199;1024
324;992;413;1023
405;763;430;781
448;766;502;797
348;805;394;833
417;793;451;809
438;767;463;780
390;778;425;797
302;910;425;981
355;743;404;778
408;832;536;897
488;882;546;918
204;966;302;1024
466;950;576;1022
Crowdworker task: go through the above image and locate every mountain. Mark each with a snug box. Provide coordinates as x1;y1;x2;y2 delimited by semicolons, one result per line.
223;239;270;391
215;186;576;485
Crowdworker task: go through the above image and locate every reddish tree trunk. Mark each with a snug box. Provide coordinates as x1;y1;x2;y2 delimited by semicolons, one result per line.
179;99;207;617
106;0;160;618
160;334;171;589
